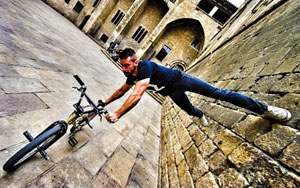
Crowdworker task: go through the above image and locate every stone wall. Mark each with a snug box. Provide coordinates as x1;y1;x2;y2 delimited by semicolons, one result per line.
159;0;300;187
0;1;162;187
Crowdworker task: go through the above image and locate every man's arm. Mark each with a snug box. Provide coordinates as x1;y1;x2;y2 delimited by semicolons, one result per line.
104;83;133;106
105;78;150;122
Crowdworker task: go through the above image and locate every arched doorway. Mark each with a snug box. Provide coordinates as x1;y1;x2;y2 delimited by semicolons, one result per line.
169;61;187;71
145;18;205;68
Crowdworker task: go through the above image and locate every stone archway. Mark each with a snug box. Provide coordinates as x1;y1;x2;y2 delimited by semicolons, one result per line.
146;18;205;67
169;60;187;71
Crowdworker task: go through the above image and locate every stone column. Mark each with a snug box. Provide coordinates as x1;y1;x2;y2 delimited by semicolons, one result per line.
82;0;111;34
106;0;146;45
136;3;176;57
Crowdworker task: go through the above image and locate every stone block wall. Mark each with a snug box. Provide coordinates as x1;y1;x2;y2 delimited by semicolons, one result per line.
159;0;300;187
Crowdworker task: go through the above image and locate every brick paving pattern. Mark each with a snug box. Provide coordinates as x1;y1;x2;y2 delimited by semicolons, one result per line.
0;0;161;187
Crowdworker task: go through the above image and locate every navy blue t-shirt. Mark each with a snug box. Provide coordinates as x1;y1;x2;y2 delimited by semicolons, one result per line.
126;60;182;95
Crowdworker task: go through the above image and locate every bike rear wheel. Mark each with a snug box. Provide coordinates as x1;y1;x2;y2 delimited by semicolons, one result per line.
3;122;66;172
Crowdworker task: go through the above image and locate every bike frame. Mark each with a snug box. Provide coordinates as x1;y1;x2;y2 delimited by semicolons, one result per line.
66;75;107;146
68;75;104;122
2;75;107;171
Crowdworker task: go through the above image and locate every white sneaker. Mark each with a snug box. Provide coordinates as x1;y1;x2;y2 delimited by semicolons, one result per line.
199;114;208;126
264;106;292;122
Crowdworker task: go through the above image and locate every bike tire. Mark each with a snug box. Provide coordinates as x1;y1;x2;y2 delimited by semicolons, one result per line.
3;123;65;172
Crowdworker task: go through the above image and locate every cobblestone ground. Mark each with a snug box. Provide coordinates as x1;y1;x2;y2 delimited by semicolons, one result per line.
0;0;161;187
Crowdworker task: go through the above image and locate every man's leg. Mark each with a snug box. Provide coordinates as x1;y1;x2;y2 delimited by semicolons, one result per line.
179;73;291;121
179;73;267;114
169;90;208;126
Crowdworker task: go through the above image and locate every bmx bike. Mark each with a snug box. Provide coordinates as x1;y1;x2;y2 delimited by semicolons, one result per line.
3;75;107;172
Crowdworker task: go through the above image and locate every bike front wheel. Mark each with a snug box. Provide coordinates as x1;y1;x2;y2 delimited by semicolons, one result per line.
3;121;67;172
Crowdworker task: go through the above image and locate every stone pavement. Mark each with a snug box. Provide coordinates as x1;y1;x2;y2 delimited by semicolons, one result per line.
0;0;161;187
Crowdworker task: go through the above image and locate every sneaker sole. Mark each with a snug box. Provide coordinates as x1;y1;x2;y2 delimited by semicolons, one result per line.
264;108;292;122
282;109;292;121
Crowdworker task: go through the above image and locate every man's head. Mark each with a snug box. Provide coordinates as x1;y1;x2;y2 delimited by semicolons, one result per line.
119;48;139;77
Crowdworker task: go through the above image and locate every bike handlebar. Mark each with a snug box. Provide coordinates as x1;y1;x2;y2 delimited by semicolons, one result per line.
74;74;85;86
98;100;105;107
73;74;107;116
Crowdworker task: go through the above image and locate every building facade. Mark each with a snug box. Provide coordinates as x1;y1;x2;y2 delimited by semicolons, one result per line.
42;0;242;71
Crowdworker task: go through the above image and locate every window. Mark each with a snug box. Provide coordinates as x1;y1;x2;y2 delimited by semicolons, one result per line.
65;0;70;4
156;45;171;61
100;34;108;43
73;1;84;14
191;38;200;48
196;0;214;13
93;0;101;7
196;0;237;25
111;10;125;26
132;26;148;43
212;9;231;24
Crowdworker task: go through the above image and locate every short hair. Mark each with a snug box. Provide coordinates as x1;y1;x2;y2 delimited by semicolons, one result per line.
119;48;136;59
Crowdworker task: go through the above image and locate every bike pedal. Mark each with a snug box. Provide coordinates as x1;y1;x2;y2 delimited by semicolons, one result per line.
24;131;50;160
68;137;78;147
23;131;34;142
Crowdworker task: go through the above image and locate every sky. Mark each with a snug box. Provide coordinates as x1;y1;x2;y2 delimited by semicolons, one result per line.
227;0;245;7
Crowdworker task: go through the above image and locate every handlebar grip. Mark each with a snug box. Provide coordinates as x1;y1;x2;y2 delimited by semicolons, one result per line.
98;100;105;107
74;74;85;86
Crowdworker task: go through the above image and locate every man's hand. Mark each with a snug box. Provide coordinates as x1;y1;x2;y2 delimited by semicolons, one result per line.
104;79;149;123
105;112;119;123
98;100;106;107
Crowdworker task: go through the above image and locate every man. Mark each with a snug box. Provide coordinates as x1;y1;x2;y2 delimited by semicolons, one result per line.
104;48;292;125
107;42;116;54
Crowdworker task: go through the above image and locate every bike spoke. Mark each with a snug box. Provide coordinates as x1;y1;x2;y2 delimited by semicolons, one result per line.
15;149;39;166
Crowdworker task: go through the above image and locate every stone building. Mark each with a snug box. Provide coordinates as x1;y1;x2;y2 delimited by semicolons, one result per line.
42;0;240;70
42;0;300;187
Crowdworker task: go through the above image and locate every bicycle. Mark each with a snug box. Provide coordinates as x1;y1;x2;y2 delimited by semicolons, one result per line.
3;75;107;172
